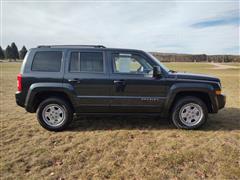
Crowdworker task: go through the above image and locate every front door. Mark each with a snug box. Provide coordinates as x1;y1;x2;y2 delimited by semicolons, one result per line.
109;52;168;113
64;50;111;113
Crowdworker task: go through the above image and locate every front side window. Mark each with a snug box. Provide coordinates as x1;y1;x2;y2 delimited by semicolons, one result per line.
69;52;104;72
32;51;62;72
113;53;153;74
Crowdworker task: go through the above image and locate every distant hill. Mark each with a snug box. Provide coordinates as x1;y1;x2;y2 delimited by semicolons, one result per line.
150;52;240;63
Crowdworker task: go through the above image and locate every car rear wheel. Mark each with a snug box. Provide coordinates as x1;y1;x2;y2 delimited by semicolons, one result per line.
37;97;73;131
171;96;208;130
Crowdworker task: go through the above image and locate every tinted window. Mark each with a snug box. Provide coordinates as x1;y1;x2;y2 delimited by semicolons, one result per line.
32;51;62;72
69;52;103;72
69;52;79;72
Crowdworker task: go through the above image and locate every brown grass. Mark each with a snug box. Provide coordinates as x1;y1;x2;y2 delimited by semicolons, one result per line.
0;62;239;179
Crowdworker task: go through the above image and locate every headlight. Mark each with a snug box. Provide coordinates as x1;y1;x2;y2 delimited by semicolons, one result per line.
215;90;222;95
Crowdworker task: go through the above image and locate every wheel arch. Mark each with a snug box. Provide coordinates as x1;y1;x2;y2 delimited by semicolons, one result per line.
169;91;212;114
32;91;75;113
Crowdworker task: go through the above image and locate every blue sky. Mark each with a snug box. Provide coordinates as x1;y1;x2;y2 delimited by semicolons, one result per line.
1;0;239;55
191;9;239;28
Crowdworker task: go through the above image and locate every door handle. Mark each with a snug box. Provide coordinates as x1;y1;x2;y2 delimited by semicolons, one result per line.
68;78;81;84
114;80;126;92
114;80;125;85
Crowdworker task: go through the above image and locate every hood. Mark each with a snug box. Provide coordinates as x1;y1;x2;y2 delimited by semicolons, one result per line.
173;72;220;82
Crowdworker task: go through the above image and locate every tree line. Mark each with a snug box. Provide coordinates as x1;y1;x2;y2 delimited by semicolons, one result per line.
0;42;28;60
151;52;240;63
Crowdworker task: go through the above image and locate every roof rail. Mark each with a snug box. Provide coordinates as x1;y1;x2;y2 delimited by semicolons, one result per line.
37;45;106;48
37;45;51;48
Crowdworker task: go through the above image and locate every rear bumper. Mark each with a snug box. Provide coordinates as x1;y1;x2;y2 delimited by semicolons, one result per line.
15;91;25;108
217;94;226;110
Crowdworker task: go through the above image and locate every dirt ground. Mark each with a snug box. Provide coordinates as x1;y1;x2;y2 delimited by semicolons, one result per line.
0;62;239;179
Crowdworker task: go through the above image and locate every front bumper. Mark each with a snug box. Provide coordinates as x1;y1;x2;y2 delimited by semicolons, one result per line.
217;94;226;110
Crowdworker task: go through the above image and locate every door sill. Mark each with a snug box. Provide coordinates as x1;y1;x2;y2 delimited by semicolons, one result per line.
75;112;161;117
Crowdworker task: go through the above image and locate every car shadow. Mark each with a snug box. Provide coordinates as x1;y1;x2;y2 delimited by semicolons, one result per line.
204;107;240;131
68;107;240;131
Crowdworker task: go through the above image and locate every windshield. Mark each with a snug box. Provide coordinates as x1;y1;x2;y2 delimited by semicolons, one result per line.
147;52;169;72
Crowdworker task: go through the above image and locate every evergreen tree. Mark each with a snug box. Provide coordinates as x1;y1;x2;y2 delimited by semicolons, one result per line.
0;46;4;59
5;45;14;60
11;42;19;60
19;46;28;59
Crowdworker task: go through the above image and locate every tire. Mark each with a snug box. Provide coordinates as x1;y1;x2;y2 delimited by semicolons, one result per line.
36;97;73;131
171;96;208;130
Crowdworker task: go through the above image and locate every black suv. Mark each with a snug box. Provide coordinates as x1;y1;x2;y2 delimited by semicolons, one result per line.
15;45;226;131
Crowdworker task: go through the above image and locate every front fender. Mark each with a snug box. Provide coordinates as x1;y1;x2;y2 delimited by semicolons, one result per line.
162;83;217;117
25;83;76;112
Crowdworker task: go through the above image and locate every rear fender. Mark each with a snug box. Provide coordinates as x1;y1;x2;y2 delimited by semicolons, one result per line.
25;83;76;112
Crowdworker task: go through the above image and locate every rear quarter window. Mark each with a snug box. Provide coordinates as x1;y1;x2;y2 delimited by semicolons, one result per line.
31;51;62;72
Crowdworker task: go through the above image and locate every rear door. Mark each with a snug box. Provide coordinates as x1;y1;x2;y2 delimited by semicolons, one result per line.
64;49;111;113
108;51;168;113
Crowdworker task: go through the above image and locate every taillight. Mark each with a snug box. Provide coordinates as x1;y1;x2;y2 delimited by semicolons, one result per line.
17;73;22;91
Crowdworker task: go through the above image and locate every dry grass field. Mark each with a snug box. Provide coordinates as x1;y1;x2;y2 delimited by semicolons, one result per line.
0;62;239;179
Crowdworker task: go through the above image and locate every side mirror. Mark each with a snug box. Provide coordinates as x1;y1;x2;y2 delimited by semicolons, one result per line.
153;66;162;78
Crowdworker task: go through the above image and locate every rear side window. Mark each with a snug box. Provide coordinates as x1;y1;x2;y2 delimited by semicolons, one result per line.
32;51;62;72
69;52;103;72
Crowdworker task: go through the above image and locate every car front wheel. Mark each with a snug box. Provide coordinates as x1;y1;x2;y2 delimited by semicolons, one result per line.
171;96;208;130
37;97;73;131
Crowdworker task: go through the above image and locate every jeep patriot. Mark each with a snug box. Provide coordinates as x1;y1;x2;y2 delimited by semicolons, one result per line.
15;45;226;131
